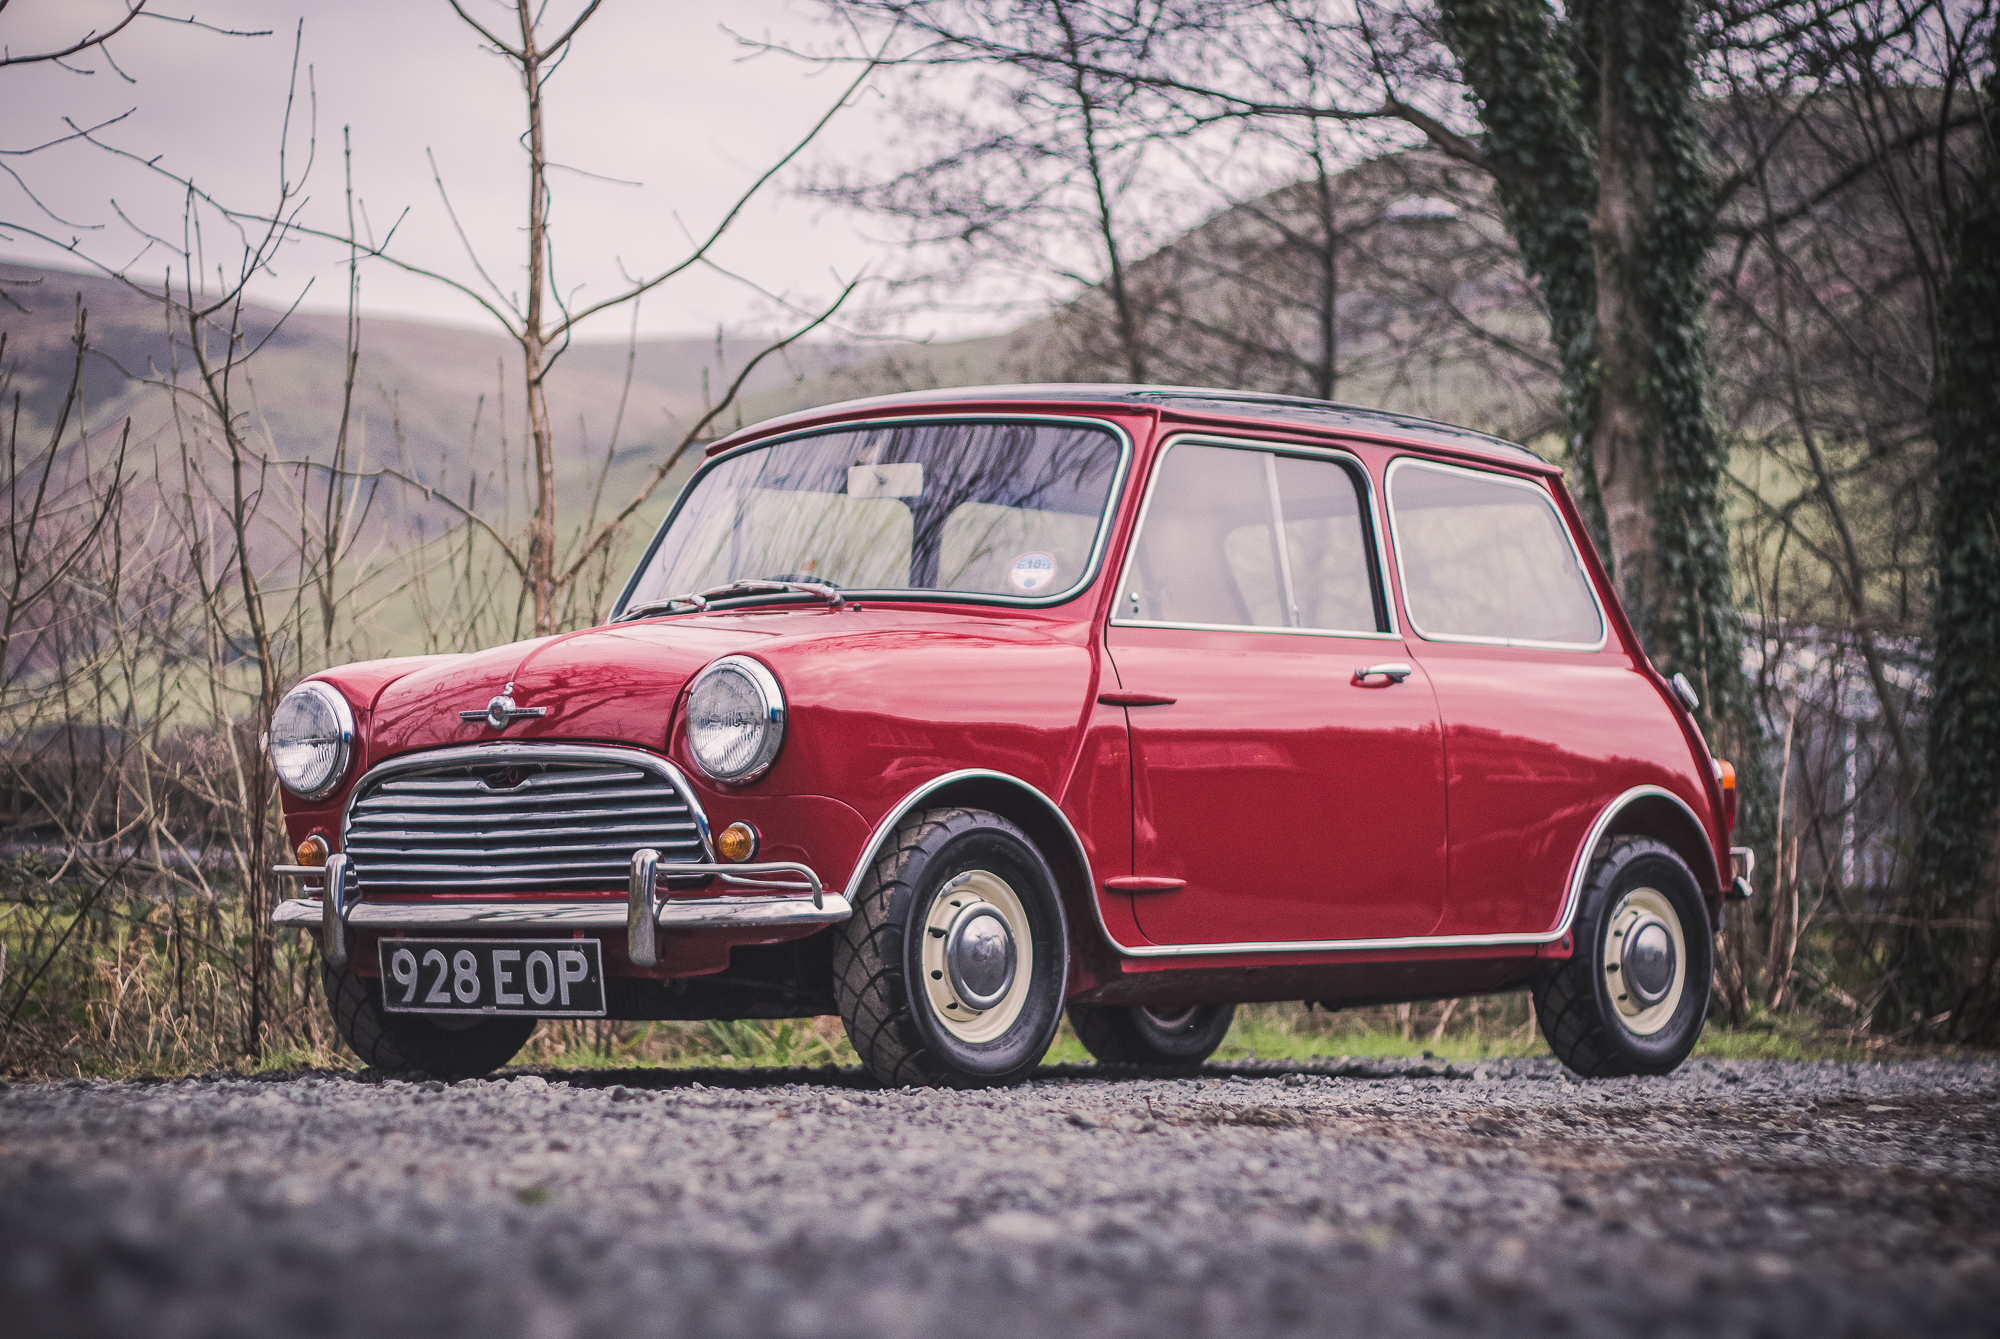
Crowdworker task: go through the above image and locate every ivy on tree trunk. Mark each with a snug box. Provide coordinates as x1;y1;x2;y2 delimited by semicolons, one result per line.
1903;34;2000;1037
1438;0;1764;845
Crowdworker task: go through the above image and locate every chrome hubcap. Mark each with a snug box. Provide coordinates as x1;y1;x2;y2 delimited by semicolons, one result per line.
945;903;1017;1009
1621;918;1676;1005
1603;886;1688;1037
921;870;1035;1044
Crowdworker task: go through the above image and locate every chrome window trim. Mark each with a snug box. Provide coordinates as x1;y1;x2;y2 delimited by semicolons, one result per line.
1109;433;1399;639
611;413;1135;618
343;742;717;865
1091;784;1698;958
1383;455;1610;652
1106;619;1404;642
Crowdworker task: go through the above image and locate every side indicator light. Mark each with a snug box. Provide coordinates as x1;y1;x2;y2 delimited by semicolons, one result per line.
296;835;329;867
716;822;759;863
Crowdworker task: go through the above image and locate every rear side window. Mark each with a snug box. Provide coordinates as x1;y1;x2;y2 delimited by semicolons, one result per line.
1119;440;1384;633
1388;460;1604;647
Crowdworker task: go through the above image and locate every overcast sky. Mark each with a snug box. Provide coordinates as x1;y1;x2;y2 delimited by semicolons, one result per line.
0;0;943;342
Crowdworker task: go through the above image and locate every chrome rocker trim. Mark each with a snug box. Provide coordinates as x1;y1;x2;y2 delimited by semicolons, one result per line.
1088;783;1704;957
856;771;1707;961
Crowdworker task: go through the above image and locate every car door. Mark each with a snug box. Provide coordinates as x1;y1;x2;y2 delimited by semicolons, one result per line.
1103;437;1448;947
1383;457;1687;937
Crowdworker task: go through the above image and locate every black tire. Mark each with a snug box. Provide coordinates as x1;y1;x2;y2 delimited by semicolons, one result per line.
1069;1002;1235;1070
832;807;1068;1088
323;960;537;1079
1534;837;1712;1077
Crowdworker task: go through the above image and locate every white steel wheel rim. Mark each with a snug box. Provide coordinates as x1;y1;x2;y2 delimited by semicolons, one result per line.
1603;886;1687;1037
1139;1006;1200;1031
921;869;1034;1044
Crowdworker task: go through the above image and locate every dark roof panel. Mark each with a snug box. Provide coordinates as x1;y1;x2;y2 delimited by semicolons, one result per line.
707;383;1549;467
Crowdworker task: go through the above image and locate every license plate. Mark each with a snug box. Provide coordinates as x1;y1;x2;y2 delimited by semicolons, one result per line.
378;938;606;1017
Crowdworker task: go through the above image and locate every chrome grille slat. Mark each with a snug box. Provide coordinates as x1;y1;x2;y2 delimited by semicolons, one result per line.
350;823;698;845
350;812;696;833
344;752;707;895
353;787;678;814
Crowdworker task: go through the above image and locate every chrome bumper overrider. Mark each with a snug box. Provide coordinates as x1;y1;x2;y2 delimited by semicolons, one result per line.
272;855;847;968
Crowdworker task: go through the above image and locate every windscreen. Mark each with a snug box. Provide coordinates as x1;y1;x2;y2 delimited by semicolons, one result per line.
623;419;1123;608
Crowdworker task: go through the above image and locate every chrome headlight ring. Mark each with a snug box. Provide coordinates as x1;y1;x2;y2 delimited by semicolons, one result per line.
685;655;786;784
267;680;356;801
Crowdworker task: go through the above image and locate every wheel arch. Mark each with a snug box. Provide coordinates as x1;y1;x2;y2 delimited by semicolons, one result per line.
1577;787;1724;930
844;769;1090;951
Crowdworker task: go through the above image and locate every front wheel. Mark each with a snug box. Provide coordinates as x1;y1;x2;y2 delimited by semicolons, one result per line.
833;807;1068;1088
1069;1003;1235;1070
1534;837;1712;1077
323;960;537;1080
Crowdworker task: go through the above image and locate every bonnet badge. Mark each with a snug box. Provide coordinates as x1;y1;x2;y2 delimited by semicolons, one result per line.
458;682;548;730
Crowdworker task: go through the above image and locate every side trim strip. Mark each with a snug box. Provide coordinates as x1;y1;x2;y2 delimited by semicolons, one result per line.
1096;784;1698;959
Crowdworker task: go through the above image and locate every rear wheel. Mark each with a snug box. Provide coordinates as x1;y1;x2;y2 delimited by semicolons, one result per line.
323;960;537;1079
833;807;1068;1088
1069;1002;1235;1070
1534;837;1712;1077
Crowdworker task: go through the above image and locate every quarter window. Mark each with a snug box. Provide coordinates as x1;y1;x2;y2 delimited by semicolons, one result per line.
1388;460;1604;646
1120;441;1383;633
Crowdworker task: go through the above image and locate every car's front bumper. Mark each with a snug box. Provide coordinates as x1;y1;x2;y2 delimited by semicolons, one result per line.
273;853;847;971
271;889;851;933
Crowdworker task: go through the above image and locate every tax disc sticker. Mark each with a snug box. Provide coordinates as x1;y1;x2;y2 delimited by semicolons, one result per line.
1008;552;1058;593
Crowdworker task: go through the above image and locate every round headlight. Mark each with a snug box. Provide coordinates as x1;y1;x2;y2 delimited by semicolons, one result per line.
268;681;355;800
685;656;785;784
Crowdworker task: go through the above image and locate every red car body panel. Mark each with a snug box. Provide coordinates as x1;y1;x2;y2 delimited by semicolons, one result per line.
1105;622;1450;944
279;386;1731;1012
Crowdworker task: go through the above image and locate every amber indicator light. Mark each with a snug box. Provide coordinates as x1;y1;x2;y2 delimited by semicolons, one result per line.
716;822;758;863
296;835;329;867
1716;760;1736;790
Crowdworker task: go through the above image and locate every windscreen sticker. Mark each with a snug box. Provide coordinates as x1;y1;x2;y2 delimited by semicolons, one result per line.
847;462;924;498
1008;552;1058;593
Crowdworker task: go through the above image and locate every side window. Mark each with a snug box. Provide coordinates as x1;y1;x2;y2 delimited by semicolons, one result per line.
1388;461;1604;646
1120;441;1383;632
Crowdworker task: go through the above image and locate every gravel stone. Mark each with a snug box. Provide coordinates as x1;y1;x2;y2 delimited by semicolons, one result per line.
1;1056;1996;1337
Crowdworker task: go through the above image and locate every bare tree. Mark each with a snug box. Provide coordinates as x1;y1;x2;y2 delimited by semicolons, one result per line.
813;0;1207;383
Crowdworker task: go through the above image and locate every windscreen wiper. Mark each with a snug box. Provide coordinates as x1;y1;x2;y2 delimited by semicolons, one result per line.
618;578;847;621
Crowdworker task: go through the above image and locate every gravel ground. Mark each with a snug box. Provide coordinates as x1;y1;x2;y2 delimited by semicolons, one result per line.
2;1055;1997;1339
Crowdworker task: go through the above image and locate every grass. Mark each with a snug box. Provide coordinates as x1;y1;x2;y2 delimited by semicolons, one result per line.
512;1000;1925;1075
5;906;1952;1083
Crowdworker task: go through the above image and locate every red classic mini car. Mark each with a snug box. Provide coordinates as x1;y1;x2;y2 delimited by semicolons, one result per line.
269;386;1750;1086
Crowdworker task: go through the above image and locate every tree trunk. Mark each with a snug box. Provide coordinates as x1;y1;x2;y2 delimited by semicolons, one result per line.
518;0;558;637
1582;0;1738;705
1439;0;1768;879
1436;0;1602;540
1901;33;2000;1037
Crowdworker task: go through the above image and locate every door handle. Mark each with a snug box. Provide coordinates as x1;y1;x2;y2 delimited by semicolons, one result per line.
1353;663;1413;684
1104;876;1186;892
1099;690;1176;707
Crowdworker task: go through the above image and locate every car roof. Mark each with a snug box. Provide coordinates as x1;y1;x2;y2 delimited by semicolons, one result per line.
704;383;1554;471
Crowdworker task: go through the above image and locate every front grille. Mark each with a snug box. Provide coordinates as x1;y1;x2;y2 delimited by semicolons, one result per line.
344;756;705;895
